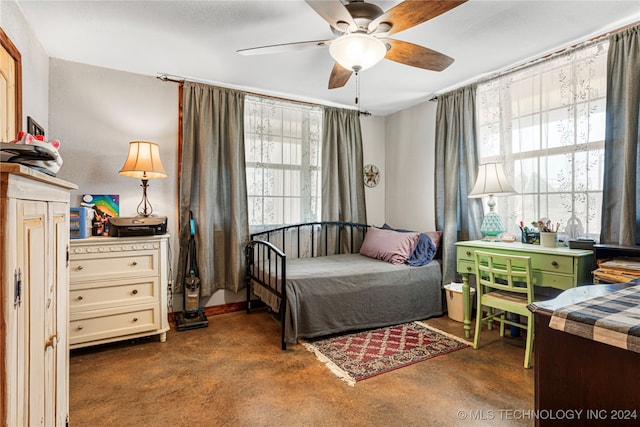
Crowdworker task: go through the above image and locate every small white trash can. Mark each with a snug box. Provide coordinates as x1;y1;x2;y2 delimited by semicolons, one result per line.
444;282;475;322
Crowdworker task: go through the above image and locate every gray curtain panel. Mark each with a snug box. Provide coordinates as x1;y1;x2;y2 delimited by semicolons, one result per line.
321;107;367;223
601;25;640;246
435;85;484;285
321;107;367;254
178;82;249;296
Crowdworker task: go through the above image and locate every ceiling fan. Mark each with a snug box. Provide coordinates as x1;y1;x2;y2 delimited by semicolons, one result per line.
237;0;467;89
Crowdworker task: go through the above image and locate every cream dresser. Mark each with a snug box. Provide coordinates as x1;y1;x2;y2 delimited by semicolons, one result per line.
69;235;170;349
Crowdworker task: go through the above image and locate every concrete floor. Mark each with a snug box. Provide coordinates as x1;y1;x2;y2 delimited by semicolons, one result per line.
69;311;534;426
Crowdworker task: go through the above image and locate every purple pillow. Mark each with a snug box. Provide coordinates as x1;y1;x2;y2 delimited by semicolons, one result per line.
359;227;419;265
381;224;442;266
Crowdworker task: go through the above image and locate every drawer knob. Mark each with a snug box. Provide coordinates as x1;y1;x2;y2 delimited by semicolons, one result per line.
132;317;138;322
77;265;84;271
77;295;84;301
466;266;472;272
551;261;559;267
131;289;138;295
466;251;471;256
132;261;138;266
76;325;84;331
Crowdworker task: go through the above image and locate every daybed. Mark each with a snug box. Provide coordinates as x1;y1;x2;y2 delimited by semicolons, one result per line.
245;222;444;349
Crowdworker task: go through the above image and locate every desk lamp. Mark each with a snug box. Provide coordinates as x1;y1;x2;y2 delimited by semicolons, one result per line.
468;162;516;241
119;141;167;217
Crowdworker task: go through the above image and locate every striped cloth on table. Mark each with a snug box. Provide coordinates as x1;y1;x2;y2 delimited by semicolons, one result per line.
549;285;640;353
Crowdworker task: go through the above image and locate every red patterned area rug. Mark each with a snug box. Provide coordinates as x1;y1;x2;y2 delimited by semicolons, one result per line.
302;321;469;386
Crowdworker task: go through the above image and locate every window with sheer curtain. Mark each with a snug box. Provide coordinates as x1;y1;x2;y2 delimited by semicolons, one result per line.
476;41;608;241
244;95;322;230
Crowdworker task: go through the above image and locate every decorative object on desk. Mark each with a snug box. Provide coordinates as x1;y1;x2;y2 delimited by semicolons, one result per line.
540;232;557;248
119;141;167;217
303;322;469;386
69;206;93;239
568;239;595;250
468;162;516;241
501;233;517;243
533;219;559;248
82;194;119;218
564;216;584;242
522;231;540;245
82;194;119;236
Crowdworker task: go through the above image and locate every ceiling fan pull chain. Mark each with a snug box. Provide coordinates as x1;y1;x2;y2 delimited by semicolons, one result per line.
355;69;360;106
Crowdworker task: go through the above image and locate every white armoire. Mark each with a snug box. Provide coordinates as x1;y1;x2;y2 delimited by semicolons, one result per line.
1;164;76;426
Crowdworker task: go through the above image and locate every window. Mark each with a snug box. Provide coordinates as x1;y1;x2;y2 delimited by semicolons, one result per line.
244;96;322;229
476;41;608;240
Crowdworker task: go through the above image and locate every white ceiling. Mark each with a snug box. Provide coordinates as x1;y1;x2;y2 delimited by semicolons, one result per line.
16;0;640;116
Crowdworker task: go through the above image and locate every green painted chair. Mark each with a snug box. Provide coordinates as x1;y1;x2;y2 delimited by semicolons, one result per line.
473;250;535;369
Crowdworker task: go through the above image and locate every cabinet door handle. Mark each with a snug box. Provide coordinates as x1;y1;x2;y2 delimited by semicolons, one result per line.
77;265;84;271
131;289;138;295
45;334;57;350
551;261;559;268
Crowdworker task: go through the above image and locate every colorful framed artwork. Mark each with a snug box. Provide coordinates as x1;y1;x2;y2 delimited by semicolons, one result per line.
82;194;119;219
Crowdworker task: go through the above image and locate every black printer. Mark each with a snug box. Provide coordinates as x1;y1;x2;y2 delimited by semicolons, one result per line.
108;216;168;237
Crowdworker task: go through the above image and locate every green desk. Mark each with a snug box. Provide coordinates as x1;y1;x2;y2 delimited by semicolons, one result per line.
455;240;594;338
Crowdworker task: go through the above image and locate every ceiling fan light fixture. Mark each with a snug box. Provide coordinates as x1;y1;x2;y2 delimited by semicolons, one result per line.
329;33;386;72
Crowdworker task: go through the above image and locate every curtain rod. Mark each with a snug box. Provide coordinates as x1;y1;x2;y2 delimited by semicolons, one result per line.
156;73;359;112
431;21;639;101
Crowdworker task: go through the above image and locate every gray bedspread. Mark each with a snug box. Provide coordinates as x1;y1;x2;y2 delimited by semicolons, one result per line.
252;253;443;343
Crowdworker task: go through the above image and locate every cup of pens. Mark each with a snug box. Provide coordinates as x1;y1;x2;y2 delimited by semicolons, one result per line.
540;231;557;247
520;220;560;248
522;231;540;244
521;219;559;247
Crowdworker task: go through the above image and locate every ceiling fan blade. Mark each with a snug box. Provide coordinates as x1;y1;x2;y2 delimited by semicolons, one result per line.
237;40;331;56
369;0;467;35
328;63;353;89
305;0;357;33
383;39;454;71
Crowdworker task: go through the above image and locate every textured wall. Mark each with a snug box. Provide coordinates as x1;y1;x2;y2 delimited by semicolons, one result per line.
384;100;438;232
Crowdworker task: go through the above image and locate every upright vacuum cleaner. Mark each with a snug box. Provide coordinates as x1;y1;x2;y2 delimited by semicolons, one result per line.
176;213;208;331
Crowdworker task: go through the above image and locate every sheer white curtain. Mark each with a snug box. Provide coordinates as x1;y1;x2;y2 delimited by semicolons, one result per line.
244;96;322;232
476;41;609;241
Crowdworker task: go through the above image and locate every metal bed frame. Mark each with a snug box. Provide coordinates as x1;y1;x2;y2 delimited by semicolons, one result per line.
245;221;369;350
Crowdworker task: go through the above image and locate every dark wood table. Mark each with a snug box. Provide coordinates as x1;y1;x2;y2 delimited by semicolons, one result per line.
528;280;640;426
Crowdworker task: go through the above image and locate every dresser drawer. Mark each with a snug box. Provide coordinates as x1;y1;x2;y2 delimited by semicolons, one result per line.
458;259;476;275
531;272;575;290
458;247;575;275
530;254;574;275
69;305;159;345
70;250;158;282
70;277;159;312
